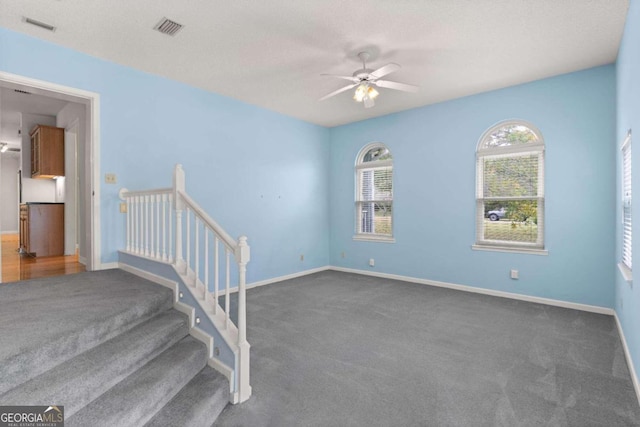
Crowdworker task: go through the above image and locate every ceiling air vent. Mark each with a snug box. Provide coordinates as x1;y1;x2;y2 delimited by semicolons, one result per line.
153;17;183;36
23;17;56;32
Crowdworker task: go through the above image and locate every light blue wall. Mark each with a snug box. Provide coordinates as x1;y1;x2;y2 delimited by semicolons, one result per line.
0;27;619;310
330;65;616;308
616;0;640;387
0;28;331;283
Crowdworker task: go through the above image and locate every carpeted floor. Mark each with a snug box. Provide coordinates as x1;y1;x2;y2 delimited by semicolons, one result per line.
0;270;228;426
215;270;640;426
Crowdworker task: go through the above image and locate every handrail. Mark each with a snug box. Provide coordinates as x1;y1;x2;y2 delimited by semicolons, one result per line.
119;164;251;404
120;187;172;198
178;190;237;252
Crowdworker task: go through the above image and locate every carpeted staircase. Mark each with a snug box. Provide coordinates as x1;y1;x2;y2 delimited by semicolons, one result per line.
0;269;229;427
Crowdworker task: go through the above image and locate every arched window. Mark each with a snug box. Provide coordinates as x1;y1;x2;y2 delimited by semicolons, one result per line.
355;143;393;240
475;121;545;252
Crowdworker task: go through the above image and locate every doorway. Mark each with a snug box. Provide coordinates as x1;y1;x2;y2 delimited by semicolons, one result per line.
0;72;101;283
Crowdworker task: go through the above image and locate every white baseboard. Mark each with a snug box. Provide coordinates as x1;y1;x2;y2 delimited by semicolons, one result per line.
120;258;613;316
614;312;640;406
119;257;637;405
1;230;18;235
79;256;87;266
100;261;119;270
329;266;614;316
243;266;331;292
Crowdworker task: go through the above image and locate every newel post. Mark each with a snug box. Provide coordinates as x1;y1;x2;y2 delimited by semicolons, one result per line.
235;235;252;403
173;164;186;273
118;188;130;252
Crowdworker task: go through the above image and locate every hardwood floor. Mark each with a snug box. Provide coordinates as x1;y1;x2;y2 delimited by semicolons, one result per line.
1;234;85;283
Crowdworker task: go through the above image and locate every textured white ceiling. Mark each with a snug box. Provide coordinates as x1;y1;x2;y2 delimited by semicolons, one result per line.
0;0;629;127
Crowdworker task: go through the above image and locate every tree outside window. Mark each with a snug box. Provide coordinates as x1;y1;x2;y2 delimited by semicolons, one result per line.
476;122;545;250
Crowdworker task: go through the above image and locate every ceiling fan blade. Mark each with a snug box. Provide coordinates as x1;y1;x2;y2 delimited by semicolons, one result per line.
368;63;400;80
319;83;358;101
320;73;359;83
374;80;420;93
363;96;375;109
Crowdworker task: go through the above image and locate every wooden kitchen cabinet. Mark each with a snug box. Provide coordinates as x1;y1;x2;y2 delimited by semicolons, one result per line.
30;125;65;178
20;203;65;257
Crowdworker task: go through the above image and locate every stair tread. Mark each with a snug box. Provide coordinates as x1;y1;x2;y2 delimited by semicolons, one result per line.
0;310;189;417
67;336;208;427
0;270;174;395
145;366;229;427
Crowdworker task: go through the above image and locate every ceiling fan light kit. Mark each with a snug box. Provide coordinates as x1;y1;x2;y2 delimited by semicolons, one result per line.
320;51;419;108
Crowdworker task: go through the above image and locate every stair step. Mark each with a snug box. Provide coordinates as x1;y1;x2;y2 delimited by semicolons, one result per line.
0;310;189;417
0;270;174;395
144;366;229;427
66;336;208;427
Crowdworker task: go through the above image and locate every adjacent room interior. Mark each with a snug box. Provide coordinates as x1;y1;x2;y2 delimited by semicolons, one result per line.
1;0;639;425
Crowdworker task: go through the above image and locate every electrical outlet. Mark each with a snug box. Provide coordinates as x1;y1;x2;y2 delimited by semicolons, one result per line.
510;269;519;280
119;202;127;213
369;258;375;267
105;173;117;184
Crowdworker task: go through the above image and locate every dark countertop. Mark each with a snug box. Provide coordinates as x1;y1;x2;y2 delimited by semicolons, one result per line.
22;202;65;205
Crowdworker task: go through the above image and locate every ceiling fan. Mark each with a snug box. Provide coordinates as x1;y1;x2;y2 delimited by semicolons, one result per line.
320;52;419;108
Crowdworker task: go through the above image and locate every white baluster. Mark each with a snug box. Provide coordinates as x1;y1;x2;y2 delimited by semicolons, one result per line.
161;194;167;261
225;248;230;330
194;216;200;288
186;208;191;276
175;202;183;271
204;228;209;301
214;237;219;315
132;197;137;253
155;194;160;259
131;197;135;253
144;195;150;257
136;196;141;254
150;194;155;259
169;194;174;264
126;197;131;252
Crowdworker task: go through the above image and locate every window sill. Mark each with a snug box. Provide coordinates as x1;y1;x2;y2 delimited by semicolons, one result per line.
472;244;548;256
618;262;633;283
353;235;396;243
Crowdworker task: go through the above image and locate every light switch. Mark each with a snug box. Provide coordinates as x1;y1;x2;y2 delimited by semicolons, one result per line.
105;173;117;184
119;202;127;213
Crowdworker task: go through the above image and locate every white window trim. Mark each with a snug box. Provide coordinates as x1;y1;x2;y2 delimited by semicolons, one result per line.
472;244;548;256
354;142;394;242
619;262;633;283
475;120;545;254
620;130;632;282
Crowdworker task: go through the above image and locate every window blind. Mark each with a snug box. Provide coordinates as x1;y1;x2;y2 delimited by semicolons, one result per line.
622;136;632;270
357;166;393;235
475;122;545;250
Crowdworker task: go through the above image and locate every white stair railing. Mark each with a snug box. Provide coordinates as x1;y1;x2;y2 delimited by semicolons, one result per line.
119;164;251;403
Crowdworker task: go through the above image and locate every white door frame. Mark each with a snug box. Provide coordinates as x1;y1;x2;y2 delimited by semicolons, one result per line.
0;71;102;270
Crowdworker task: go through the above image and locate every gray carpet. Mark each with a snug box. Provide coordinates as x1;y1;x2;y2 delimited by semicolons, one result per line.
215;270;640;426
0;269;174;395
0;270;229;426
